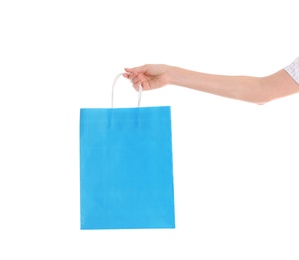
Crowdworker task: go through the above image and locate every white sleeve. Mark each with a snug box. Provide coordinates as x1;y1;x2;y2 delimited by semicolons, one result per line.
284;57;299;85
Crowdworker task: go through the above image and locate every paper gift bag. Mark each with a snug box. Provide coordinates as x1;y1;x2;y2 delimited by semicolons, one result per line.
80;74;175;229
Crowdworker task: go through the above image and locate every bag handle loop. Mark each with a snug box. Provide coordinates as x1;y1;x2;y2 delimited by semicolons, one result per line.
111;73;142;108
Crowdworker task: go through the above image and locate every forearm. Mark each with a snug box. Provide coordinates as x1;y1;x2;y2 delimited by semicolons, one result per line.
168;66;265;103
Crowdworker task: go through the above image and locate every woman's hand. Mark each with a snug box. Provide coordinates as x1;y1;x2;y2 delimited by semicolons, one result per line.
123;64;171;91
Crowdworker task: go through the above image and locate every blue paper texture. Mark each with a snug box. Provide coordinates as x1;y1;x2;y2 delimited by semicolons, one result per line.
80;106;175;229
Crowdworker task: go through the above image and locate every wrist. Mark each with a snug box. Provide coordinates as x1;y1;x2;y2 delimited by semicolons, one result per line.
167;65;178;86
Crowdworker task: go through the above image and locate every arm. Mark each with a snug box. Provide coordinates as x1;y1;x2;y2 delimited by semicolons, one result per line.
123;65;299;104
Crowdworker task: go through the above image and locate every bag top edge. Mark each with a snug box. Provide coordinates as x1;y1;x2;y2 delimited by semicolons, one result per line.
80;106;171;110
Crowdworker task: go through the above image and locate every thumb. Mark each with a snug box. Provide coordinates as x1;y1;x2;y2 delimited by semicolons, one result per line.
124;65;148;74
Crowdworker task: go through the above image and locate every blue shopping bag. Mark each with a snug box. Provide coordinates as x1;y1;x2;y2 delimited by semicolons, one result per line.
80;74;175;229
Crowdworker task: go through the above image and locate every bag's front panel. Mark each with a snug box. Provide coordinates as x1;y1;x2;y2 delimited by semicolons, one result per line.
80;107;175;229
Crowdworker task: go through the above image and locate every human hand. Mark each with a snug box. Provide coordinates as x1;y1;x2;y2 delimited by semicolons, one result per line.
123;64;171;91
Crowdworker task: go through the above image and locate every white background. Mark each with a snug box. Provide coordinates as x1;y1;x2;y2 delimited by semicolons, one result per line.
1;0;299;259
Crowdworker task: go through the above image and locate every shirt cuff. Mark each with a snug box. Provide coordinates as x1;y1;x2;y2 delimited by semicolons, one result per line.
284;57;299;85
